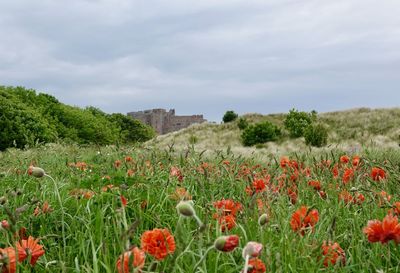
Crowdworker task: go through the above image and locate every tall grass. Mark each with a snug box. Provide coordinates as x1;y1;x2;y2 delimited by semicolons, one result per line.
0;144;400;272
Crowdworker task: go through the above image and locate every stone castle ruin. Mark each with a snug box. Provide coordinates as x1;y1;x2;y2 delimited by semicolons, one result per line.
128;109;207;135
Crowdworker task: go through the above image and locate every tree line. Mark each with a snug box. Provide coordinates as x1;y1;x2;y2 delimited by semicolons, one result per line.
0;86;155;150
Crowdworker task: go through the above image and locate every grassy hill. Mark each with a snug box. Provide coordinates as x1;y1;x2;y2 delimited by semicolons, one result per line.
147;107;400;157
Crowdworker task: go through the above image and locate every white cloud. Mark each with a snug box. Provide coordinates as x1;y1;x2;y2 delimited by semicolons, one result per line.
0;0;399;121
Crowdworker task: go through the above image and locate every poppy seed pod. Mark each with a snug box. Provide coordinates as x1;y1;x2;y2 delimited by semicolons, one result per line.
258;213;269;226
29;167;45;178
176;200;195;217
214;235;239;252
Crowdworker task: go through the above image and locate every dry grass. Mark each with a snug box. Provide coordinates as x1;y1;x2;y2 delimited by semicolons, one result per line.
146;107;400;157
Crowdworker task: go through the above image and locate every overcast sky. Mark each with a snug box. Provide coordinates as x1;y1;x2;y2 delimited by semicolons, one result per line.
1;0;399;121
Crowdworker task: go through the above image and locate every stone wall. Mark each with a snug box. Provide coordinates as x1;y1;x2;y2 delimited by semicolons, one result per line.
127;109;206;135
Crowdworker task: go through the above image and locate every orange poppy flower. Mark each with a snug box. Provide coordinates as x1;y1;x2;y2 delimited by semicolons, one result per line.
116;247;145;273
0;247;18;273
16;236;45;266
363;214;400;244
247;258;266;273
371;167;386;181
308;180;321;191
252;179;266;193
332;164;339;178
389;202;400;216
287;187;298;205
352;156;361;167
170;167;183;182
217;214;237;232
342;168;354;184
124;156;133;163
321;241;346;267
213;199;242;216
140;228;175;260
280;156;290;168
340;155;350;164
290;206;319;235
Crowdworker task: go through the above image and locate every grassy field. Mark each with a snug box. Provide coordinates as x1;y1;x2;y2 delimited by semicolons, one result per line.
1;143;400;272
149;108;400;157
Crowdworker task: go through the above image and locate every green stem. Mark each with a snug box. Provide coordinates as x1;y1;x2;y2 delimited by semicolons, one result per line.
45;174;67;260
193;246;214;271
243;254;250;273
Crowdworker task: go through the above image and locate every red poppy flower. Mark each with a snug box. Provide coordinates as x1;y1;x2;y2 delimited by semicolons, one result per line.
280;156;290;168
389;202;400;216
140;228;175;260
290;206;319;235
321;241;346;267
371;167;386;181
247;258;266;273
114;160;122;168
363;214;400;244
352;156;361;167
308;180;321;191
332;164;339;178
116;247;145;273
342;168;354;184
0;247;17;273
120;195;128;207
340;155;350;164
287;187;298;205
16;236;45;265
213;199;242;216
217;214;237;232
252;179;266;193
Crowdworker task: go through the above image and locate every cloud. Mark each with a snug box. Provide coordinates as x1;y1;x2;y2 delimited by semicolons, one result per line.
0;0;399;121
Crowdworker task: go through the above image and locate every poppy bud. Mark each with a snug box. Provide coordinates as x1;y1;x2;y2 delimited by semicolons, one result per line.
29;167;45;178
258;213;269;226
214;235;239;252
242;241;263;259
1;220;9;230
176;201;195;217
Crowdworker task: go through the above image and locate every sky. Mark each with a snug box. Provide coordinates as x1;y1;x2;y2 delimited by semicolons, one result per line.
1;0;399;121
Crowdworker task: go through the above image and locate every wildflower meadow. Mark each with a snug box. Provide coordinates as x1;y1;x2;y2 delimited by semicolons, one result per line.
0;144;400;272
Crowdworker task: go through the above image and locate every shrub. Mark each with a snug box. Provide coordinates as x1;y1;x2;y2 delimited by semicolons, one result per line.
223;110;238;123
304;123;328;147
237;117;248;130
284;109;314;138
241;121;281;146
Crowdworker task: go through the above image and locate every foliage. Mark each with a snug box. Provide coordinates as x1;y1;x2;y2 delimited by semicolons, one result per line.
108;113;155;143
304;123;328;147
284;109;316;138
237;117;249;130
241;121;281;146
223;110;238;123
0;86;154;150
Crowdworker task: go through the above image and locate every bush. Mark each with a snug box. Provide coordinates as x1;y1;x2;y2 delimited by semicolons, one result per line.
304;123;328;147
0;94;56;150
284;109;315;138
223;110;238;123
241;121;281;146
108;113;155;143
237;117;248;130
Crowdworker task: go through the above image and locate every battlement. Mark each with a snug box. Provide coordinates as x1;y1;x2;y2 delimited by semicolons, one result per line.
128;108;206;134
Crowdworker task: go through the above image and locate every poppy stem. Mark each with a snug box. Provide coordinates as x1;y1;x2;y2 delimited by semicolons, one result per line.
45;174;66;260
193;246;214;271
243;254;250;273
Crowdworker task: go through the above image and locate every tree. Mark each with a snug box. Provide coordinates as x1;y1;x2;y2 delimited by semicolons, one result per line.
223;110;238;123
